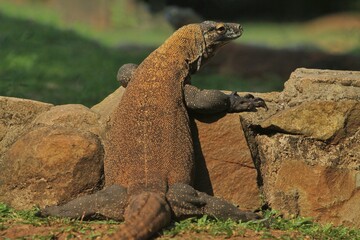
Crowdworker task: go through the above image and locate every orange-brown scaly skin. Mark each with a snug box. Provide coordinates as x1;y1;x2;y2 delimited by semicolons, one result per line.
105;25;205;194
40;22;263;240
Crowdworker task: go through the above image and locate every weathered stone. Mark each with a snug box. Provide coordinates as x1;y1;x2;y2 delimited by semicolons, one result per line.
260;100;359;141
280;68;360;106
0;126;104;209
193;114;261;210
0;97;53;158
257;130;360;227
0;122;6;142
91;87;125;128
34;104;102;137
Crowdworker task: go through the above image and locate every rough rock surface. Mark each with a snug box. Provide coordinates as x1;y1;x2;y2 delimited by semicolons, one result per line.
0;97;53;158
193;114;262;210
261;100;359;141
34;104;103;137
0;126;104;210
0;101;105;209
240;68;360;227
91;87;125;123
0;68;359;228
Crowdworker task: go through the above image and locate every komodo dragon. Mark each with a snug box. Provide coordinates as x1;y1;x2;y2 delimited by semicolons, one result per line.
39;21;267;239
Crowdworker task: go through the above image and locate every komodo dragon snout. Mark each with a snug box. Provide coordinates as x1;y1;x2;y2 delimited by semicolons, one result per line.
39;21;265;240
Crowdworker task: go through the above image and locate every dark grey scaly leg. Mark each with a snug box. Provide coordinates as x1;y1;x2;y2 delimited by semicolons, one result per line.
184;84;267;114
38;185;128;221
116;63;267;113
166;183;259;222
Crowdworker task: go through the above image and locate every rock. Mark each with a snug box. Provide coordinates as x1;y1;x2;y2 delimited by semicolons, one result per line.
257;132;360;227
260;100;359;141
0;126;104;209
280;68;360;106
34;104;103;137
0;96;53;158
193;114;261;211
91;87;125;131
247;68;360;227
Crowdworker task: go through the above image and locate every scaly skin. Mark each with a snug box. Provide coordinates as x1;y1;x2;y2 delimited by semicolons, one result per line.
40;21;266;240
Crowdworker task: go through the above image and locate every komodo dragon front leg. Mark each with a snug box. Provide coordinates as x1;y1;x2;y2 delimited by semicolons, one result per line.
118;63;267;114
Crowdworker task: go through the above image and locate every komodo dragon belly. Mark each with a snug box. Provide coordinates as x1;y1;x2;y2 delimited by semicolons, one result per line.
104;68;194;193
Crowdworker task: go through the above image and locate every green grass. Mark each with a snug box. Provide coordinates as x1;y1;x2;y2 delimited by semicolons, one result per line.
2;203;360;239
0;13;149;106
240;21;360;54
0;203;119;239
162;211;360;239
0;11;283;107
0;0;173;46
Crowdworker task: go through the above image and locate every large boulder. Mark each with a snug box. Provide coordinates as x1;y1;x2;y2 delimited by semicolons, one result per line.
0;126;104;209
34;104;103;137
260;100;359;141
0;97;52;158
240;68;360;227
193;114;262;211
257;133;360;226
0;100;105;209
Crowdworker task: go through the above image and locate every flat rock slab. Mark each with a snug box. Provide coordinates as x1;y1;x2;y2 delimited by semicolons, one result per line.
193;113;261;211
261;100;359;141
257;130;360;227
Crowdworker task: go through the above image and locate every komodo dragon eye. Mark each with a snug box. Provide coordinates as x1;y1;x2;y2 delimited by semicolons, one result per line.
215;23;226;34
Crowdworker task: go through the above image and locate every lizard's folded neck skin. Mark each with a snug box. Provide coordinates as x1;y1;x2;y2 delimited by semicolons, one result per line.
155;24;205;77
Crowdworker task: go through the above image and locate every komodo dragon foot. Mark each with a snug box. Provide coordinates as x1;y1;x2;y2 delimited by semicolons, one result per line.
229;92;268;112
38;185;128;221
167;183;260;222
39;184;259;236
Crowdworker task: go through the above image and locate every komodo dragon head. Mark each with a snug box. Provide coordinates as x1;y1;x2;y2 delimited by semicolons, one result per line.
156;21;243;75
200;21;243;60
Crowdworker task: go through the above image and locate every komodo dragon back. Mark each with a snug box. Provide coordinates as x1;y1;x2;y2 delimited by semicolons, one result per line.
105;21;244;239
105;24;205;194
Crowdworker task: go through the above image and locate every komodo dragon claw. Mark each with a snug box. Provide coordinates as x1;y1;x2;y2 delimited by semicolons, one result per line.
229;91;268;112
167;183;260;222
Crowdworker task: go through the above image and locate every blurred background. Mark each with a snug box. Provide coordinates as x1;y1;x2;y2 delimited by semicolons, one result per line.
0;0;359;106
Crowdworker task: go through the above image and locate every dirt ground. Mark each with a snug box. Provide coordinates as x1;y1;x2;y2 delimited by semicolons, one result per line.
1;223;304;239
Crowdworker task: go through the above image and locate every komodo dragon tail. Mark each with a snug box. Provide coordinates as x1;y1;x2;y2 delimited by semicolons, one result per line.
107;192;171;240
